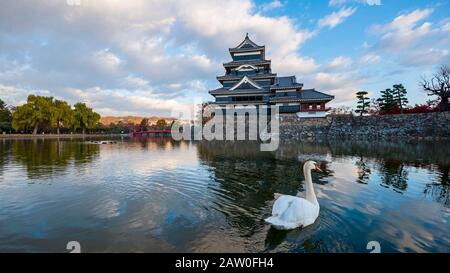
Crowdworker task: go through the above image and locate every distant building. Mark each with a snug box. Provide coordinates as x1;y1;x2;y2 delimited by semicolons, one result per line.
208;34;334;118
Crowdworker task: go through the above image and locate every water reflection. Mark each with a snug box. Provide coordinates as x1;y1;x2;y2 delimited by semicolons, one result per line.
378;160;408;193
355;156;371;184
424;165;449;207
197;140;450;252
0;138;449;252
9;139;99;179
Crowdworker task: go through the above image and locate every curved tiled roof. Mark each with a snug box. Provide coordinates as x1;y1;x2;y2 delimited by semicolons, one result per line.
223;60;271;67
270;76;303;90
270;89;334;103
209;87;271;96
229;33;264;51
217;73;277;81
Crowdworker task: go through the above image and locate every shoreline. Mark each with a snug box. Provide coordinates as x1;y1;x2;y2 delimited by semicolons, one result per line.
0;134;129;139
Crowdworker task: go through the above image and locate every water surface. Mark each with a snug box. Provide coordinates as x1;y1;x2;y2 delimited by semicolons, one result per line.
0;138;449;252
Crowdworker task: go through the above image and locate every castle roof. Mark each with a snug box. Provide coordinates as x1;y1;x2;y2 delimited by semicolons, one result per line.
229;33;265;52
270;76;303;90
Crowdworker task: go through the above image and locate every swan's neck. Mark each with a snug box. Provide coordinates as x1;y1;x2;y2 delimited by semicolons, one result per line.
304;166;318;205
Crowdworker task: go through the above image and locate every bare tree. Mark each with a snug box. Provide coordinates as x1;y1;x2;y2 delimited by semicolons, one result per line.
420;65;450;112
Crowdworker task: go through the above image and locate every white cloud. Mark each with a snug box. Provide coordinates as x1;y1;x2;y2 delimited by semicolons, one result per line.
123;75;150;89
367;8;450;68
274;54;319;76
93;48;122;71
62;86;191;117
308;72;366;103
318;7;357;29
358;54;380;65
260;0;285;12
0;0;318;117
400;48;449;66
442;21;450;32
328;56;352;68
369;8;435;52
0;84;50;106
329;0;381;6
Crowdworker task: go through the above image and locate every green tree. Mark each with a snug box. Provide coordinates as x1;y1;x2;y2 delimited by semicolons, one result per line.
155;119;168;129
377;88;396;112
139;118;149;131
72;102;100;134
392;84;408;114
51;99;73;134
0;99;12;133
12;95;53;134
355;91;370;116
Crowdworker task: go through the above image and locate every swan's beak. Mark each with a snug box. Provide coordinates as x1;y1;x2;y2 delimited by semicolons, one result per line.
314;164;323;172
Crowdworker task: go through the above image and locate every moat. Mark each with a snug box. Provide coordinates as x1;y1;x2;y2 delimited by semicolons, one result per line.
0;138;448;252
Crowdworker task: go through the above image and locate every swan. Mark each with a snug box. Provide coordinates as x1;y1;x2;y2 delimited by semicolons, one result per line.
265;161;322;230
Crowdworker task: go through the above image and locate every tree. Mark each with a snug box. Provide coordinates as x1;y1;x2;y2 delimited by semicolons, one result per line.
377;88;396;113
139;118;149;131
12;95;53;134
355;91;370;116
392;84;408;114
72;102;100;134
0;99;12;133
155;119;168;129
368;98;381;115
328;105;353;116
51;99;73;134
420;65;450;112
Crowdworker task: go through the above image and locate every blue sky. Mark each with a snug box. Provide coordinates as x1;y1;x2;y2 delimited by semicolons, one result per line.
0;0;449;116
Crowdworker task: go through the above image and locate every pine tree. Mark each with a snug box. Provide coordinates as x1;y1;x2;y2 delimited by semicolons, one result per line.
392;84;408;114
377;88;395;113
355;91;370;116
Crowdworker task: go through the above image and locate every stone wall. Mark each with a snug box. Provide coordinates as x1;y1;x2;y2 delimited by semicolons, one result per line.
279;112;450;141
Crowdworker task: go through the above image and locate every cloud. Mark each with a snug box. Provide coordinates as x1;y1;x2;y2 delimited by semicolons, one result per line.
358;54;380;65
369;8;435;52
61;86;191;117
0;0;319;116
329;0;381;6
367;8;450;68
0;1;446;114
260;0;285;12
400;48;449;66
307;71;367;104
93;48;122;72
318;7;357;29
328;56;352;68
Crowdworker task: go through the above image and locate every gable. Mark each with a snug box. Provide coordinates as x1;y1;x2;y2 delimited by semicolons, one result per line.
230;76;262;90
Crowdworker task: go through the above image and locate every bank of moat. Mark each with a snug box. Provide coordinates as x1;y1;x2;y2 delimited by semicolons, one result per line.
280;112;450;141
208;34;334;118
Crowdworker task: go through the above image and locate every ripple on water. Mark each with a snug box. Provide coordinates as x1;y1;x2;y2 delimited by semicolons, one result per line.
1;139;449;252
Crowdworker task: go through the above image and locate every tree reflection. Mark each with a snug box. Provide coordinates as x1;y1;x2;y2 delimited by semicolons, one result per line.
424;165;449;207
197;139;450;234
10;139;99;179
378;160;408;193
197;141;331;236
131;137;183;150
355;156;371;184
0;140;11;178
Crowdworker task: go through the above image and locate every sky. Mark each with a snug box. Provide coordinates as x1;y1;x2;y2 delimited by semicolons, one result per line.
0;0;449;117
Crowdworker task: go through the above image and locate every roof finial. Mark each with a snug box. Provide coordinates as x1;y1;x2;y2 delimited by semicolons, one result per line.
246;32;249;38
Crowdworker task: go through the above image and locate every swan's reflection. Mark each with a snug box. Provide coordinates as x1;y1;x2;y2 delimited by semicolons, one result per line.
197;140;450;252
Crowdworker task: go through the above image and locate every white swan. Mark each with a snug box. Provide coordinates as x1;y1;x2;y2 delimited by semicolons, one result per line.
265;161;322;230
